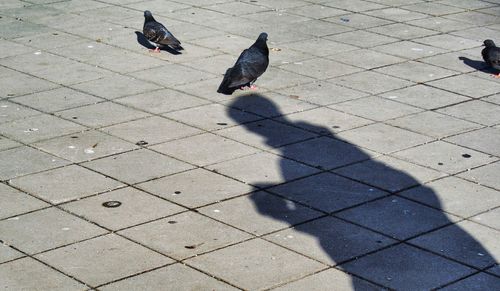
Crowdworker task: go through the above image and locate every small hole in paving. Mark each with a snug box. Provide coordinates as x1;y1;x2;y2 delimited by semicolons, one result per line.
438;162;444;165
217;122;227;125
174;191;181;195
462;154;471;158
168;220;177;224
136;140;148;146
102;201;121;208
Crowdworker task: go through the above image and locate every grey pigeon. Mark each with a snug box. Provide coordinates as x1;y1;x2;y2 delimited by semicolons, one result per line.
217;33;269;95
143;10;183;52
482;39;500;78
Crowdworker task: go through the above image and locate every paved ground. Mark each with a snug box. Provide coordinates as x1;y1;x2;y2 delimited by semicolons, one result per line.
1;0;500;290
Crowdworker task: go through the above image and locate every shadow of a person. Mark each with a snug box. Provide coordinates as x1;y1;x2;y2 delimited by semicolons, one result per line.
226;94;498;290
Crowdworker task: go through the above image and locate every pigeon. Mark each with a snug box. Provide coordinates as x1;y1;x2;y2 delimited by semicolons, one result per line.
143;10;183;52
481;39;500;78
217;32;269;95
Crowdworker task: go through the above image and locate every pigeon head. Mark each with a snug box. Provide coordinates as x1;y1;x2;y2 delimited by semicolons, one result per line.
258;32;268;42
144;10;154;20
483;39;496;47
252;32;269;53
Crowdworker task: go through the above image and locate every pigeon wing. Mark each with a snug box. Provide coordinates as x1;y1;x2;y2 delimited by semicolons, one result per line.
227;48;268;88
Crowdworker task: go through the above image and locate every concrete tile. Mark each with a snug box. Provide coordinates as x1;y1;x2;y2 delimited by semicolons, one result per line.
130;63;217;87
173;77;236;102
437;100;500;125
328;48;405;70
441;272;500;291
393;141;498;174
296;20;355;37
341;244;473;290
287;4;346;19
273;268;382;291
56;102;150;128
337;123;431;153
199;191;322;235
444;11;500;26
0;136;20;152
0;100;41;124
274;170;387;211
224;92;317;118
257;67;316;91
115;88;209;114
374;61;457;83
324;13;394;29
415;34;481;51
207;152;319;186
77;6;139;23
280;58;362;79
472;208;500;231
410;221;500;268
0;70;58;98
388;111;481;138
420;51;482;73
429;76;500;99
266;216;396;265
0;183;48;219
46;0;111;12
12;31;87;50
329;71;414;95
324;0;387;12
70;74;161;100
446;127;500;156
10;165;123;204
33;130;138;163
368;23;438;40
150;133;258;167
458;161;500;190
402;176;500;218
337;196;459;239
0;39;33;59
182;53;237;75
486;264;500;277
0;258;86;291
242;11;310;26
82;149;193;184
450;27;500;43
0;114;86;143
100;263;238;291
335;155;446;193
406;17;476;33
120;212;250;260
137;168;253;208
62;187;185;230
0;52;111;85
216;119;317;150
330;96;422;121
379;85;470;109
205;1;267;15
372;40;447;60
484;94;500;105
124;0;190;14
0;244;23;264
150;42;222;64
283;38;358;57
101;116;201;145
279;81;369;105
401;2;464;16
365;7;429;22
0;207;106;254
164;103;261;131
186;238;325;290
0;20;51;39
271;136;376;169
35;234;172;287
0;146;69;180
435;0;496;9
274;107;373;134
326;30;398;48
12;87;104;113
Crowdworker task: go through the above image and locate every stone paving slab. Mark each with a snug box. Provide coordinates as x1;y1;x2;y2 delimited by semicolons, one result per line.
1;0;500;290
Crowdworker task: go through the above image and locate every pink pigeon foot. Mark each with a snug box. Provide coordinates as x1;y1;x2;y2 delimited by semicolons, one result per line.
250;84;257;90
149;47;161;53
493;73;500;78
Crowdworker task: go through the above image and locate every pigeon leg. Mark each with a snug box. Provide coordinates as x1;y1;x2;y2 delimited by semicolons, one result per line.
149;47;161;53
493;73;500;78
250;84;257;90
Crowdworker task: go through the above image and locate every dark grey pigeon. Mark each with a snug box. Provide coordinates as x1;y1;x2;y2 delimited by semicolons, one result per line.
143;10;183;52
217;33;269;95
482;39;500;78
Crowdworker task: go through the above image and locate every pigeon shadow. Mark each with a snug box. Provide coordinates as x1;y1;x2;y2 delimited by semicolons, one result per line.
226;93;498;290
458;56;496;74
134;31;182;55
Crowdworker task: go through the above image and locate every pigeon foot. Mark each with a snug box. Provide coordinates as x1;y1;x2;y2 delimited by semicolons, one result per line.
149;47;161;53
493;73;500;78
250;85;257;90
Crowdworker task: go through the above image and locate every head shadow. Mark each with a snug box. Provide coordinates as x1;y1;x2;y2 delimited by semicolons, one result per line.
134;31;182;55
226;93;498;290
